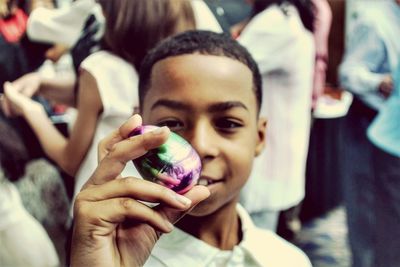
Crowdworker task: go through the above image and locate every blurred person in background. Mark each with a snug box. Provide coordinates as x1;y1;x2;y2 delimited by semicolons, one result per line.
0;0;54;90
0;116;60;267
236;0;315;236
8;0;104;107
0;172;60;267
367;62;400;267
0;0;57;162
310;0;331;108
339;1;400;266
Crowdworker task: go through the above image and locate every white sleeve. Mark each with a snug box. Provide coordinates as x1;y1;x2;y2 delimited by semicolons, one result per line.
80;52;139;117
0;182;59;267
27;0;97;47
191;0;223;33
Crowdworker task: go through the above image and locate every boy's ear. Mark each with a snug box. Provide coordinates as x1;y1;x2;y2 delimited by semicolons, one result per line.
255;117;267;157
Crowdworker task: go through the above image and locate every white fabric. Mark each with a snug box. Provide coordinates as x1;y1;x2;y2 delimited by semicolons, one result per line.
145;204;311;267
239;4;315;211
27;0;104;47
250;209;279;231
191;0;224;33
0;179;59;267
73;51;140;203
0;178;25;230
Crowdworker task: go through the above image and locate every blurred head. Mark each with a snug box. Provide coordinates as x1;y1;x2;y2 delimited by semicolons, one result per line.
138;31;266;216
97;0;195;70
0;116;29;181
0;0;17;18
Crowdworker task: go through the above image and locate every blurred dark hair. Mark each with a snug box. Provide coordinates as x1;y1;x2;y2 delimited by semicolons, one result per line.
0;115;29;181
139;30;262;113
97;0;196;70
252;0;315;32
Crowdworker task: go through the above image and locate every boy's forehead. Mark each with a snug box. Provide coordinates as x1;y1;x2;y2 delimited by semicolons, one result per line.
152;53;250;73
148;54;253;91
142;54;257;114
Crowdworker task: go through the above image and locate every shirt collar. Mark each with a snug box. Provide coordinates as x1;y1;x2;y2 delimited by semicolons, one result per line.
151;204;262;266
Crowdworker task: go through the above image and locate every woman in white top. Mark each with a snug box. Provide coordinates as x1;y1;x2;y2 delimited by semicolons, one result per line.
237;0;315;230
2;0;196;205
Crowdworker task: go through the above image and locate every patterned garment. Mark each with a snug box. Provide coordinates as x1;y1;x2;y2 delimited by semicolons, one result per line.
14;159;70;230
295;207;351;267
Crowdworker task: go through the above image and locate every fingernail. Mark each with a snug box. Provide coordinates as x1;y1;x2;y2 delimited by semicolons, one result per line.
152;126;168;135
165;220;174;231
174;194;192;207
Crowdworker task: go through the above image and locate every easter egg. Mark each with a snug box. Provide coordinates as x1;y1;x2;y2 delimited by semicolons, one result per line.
129;125;202;194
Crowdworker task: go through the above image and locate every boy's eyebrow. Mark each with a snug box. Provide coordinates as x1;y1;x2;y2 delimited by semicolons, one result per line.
151;99;248;112
208;101;248;112
151;100;191;111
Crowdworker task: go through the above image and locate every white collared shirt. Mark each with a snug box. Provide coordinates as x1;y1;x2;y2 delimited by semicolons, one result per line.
144;205;311;267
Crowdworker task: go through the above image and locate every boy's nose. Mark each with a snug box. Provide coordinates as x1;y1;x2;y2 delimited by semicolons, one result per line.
188;122;219;161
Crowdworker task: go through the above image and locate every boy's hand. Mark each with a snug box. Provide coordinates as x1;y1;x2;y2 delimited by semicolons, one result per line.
71;115;210;267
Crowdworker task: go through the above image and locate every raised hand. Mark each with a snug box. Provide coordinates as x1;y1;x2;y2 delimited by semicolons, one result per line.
71;114;210;267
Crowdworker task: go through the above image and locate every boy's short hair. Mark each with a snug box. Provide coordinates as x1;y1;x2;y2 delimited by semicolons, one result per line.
138;30;262;113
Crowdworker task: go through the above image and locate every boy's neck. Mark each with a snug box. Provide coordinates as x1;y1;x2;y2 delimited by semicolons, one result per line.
176;199;242;250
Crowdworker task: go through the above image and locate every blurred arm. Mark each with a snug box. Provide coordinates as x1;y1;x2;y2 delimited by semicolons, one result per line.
339;23;388;94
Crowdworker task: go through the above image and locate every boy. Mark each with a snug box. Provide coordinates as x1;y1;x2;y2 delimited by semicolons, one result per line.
70;30;311;267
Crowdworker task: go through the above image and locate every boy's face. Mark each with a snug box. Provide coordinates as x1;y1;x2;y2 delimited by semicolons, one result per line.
141;54;266;216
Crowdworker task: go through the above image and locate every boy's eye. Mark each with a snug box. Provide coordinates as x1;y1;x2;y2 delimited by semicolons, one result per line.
215;118;243;131
156;119;184;130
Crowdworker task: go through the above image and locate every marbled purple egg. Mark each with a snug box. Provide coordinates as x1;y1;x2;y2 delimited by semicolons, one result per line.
129;125;202;194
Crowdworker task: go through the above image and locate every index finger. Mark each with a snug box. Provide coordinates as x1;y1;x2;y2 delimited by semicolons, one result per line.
87;125;170;187
97;114;142;163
